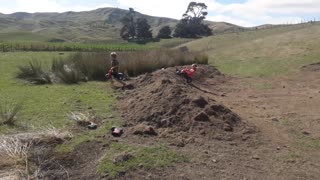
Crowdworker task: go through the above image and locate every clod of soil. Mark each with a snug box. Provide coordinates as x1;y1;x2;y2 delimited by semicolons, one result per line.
192;96;208;108
117;65;251;139
301;62;320;72
131;124;158;136
194;112;210;122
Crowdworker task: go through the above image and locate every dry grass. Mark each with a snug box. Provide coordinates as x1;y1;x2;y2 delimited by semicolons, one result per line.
119;49;208;76
0;137;32;179
0;127;72;179
0;101;22;126
16;49;208;84
68;112;93;126
0;137;32;162
61;49;208;79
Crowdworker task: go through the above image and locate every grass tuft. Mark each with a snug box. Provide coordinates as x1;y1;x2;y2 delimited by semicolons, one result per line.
17;60;52;84
0;101;22;126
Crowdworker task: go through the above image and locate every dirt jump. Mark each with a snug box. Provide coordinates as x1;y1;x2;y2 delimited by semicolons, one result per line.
117;65;257;141
4;64;319;180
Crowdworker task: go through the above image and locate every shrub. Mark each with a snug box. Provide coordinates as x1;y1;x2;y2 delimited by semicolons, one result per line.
119;49;208;76
55;65;84;84
0;101;22;126
17;60;52;84
18;49;208;85
67;53;108;81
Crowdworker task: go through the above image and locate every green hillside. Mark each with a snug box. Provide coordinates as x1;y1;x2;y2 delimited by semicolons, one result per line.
0;8;242;43
183;23;320;77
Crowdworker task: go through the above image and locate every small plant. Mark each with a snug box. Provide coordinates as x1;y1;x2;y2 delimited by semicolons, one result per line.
67;52;108;81
55;64;84;84
17;60;52;84
68;112;93;126
0;101;22;126
0;137;33;178
0;137;33;161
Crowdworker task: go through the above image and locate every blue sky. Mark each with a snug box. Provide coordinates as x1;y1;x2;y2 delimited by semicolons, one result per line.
0;0;319;27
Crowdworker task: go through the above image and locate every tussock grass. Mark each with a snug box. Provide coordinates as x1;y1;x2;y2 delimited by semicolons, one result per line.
17;60;52;84
55;66;84;84
0;101;22;126
119;49;208;76
67;53;107;81
18;49;208;84
68;112;93;126
59;49;208;80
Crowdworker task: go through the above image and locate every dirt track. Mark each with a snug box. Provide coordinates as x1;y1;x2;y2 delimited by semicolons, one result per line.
115;64;320;180
4;64;317;179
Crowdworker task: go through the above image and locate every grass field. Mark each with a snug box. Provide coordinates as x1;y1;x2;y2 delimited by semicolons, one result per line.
183;23;320;77
0;38;194;52
0;51;186;177
0;52;116;133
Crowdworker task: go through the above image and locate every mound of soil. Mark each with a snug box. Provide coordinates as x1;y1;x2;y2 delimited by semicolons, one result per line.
117;65;253;139
301;62;320;72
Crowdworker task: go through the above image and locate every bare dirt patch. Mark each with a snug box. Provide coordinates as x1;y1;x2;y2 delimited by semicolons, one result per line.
117;65;256;141
113;65;320;179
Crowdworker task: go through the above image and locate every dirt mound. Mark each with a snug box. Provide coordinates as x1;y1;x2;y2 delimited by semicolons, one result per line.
118;65;253;139
301;62;320;71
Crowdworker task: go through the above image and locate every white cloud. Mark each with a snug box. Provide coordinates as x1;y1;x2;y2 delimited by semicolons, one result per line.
117;0;319;26
207;15;255;27
117;0;192;18
0;0;114;14
0;0;319;26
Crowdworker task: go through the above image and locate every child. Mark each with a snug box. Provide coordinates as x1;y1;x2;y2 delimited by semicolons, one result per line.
107;52;126;87
176;64;198;83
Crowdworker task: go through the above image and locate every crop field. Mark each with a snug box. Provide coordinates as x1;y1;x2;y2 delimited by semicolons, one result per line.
0;41;152;52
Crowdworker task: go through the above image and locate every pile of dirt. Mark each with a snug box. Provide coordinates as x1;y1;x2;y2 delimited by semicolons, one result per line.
117;65;255;139
301;62;320;72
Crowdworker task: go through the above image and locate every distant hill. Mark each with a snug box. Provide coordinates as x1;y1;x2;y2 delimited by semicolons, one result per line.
181;22;320;77
0;7;243;43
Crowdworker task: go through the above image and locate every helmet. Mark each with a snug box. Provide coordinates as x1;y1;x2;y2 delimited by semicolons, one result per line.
192;64;198;68
110;52;117;57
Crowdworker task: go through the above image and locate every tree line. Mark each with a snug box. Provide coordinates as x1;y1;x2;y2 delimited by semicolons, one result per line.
120;2;212;42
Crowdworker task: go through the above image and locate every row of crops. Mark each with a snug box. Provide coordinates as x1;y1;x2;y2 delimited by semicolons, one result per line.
0;41;152;52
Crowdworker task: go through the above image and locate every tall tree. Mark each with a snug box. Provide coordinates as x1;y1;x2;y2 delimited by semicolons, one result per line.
136;18;153;40
157;26;172;39
174;2;212;38
120;8;136;40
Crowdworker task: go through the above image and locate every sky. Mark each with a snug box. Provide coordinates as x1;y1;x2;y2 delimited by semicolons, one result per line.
0;0;319;27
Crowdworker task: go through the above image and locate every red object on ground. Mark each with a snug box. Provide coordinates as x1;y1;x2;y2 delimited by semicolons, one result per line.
182;68;196;77
111;127;123;137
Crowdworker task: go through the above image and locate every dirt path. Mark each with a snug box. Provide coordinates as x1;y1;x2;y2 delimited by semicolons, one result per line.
204;70;320;180
113;66;320;180
28;66;319;180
